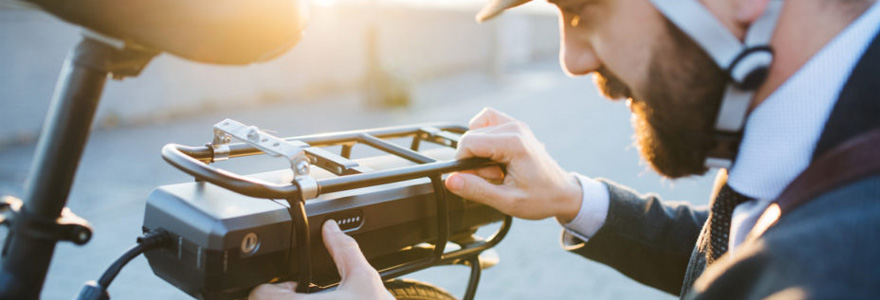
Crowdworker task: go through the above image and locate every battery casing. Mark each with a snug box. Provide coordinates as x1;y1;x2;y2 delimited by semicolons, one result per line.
143;151;504;299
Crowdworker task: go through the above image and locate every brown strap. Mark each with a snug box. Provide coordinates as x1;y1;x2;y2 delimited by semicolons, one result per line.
749;129;880;240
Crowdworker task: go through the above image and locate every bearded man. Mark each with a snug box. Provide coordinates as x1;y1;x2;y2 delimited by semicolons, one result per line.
252;0;880;299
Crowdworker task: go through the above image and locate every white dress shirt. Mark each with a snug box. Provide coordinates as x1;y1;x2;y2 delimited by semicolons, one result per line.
562;2;880;254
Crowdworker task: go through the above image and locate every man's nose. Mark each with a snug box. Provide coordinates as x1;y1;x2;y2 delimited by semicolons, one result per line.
559;17;601;76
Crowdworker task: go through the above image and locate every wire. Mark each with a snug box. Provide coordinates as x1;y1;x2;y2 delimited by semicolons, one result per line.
97;243;145;287
100;229;171;286
77;229;171;300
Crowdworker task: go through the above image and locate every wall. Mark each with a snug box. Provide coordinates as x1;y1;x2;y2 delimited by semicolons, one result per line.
0;1;559;146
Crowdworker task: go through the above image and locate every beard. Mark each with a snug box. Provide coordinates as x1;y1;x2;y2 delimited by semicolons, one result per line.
593;20;728;178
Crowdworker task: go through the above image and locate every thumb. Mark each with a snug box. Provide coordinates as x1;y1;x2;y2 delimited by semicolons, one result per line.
321;220;376;283
445;172;513;208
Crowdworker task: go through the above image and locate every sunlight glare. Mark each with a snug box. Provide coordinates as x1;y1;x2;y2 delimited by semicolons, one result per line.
312;0;338;7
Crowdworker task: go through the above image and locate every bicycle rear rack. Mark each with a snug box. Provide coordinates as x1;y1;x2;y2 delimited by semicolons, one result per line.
161;121;512;299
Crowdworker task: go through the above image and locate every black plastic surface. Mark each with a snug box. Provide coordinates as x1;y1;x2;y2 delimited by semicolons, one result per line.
144;149;504;299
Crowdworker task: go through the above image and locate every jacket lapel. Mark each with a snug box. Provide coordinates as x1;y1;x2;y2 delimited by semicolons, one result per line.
812;30;880;160
681;28;880;299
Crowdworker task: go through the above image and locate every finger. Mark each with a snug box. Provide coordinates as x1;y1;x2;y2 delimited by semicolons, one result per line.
445;172;515;208
468;107;516;129
456;132;521;162
459;165;505;182
249;282;301;300
491;121;530;134
274;282;297;291
321;220;376;283
463;119;527;139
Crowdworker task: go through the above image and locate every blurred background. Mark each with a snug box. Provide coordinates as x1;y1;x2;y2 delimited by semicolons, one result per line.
0;0;717;299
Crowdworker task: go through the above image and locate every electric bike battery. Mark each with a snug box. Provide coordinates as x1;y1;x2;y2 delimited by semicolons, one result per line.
142;148;505;299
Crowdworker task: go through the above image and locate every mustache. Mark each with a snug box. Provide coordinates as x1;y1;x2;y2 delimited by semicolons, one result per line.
592;67;633;100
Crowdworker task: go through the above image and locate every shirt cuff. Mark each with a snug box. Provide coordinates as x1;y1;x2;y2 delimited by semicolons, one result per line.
560;173;610;244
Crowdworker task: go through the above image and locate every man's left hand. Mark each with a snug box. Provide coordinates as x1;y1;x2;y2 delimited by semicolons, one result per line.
249;220;394;300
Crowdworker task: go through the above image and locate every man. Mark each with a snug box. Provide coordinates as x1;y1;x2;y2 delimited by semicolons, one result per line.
253;0;880;298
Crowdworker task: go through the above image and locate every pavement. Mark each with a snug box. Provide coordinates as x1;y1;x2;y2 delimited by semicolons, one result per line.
0;59;718;299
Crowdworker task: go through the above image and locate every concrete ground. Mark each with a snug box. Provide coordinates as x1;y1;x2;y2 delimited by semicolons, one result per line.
0;59;717;299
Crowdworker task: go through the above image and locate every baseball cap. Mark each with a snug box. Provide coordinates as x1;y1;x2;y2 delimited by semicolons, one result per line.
476;0;531;22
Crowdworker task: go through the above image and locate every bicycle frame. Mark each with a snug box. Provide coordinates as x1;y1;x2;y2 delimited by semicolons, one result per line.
0;37;156;299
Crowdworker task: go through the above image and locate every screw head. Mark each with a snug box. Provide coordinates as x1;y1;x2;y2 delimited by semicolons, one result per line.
295;159;310;175
246;126;260;140
73;228;91;244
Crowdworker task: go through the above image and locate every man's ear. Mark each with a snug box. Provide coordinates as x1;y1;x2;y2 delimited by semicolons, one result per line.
736;0;772;24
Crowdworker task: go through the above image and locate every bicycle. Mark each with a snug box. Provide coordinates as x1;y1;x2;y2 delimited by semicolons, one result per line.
0;1;511;299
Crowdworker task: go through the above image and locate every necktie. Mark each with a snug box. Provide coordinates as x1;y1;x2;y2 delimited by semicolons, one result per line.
706;184;753;265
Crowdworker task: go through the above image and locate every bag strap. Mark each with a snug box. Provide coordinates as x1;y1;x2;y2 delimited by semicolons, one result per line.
748;129;880;240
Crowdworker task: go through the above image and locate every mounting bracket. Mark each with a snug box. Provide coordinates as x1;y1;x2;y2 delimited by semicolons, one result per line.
0;196;92;256
211;119;319;199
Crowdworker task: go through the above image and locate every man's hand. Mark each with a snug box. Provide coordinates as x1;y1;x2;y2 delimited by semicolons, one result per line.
249;220;394;300
445;108;583;223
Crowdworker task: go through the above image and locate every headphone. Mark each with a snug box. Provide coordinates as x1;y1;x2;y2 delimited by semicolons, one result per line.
648;0;784;169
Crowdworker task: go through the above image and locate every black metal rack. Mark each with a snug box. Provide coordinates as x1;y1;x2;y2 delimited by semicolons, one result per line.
161;122;513;299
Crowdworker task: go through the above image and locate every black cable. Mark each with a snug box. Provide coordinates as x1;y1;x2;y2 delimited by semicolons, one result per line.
462;255;481;300
100;229;171;286
77;229;171;300
97;243;145;288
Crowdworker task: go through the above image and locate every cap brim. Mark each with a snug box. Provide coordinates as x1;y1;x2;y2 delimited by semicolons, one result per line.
476;0;532;23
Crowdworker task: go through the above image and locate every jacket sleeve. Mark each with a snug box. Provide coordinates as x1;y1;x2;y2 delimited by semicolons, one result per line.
563;179;709;295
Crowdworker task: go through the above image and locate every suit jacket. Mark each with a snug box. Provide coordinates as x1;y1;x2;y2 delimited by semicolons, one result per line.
564;28;880;299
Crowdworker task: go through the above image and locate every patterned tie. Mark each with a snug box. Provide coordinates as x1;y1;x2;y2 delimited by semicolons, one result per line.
706;184;753;265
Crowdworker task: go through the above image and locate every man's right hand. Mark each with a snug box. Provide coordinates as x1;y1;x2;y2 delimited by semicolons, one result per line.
445;108;583;223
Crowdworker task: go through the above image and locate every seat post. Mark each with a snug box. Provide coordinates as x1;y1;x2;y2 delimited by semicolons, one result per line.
0;36;156;299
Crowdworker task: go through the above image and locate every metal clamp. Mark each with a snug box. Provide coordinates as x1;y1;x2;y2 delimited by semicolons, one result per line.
0;196;92;247
211;128;232;162
212;119;319;199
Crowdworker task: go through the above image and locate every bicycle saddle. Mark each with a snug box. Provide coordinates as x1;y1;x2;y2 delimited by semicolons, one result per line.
25;0;309;65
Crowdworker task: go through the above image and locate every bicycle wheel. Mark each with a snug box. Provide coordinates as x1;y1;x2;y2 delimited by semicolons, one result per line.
385;279;458;300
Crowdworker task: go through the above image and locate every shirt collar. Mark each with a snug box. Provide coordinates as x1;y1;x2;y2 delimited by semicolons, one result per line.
727;2;880;200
